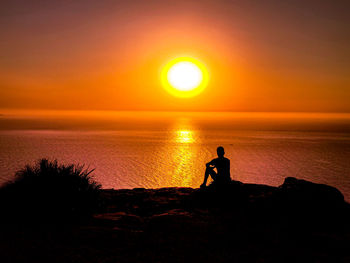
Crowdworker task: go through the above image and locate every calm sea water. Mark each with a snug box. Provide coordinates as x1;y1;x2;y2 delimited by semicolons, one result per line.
1;111;350;200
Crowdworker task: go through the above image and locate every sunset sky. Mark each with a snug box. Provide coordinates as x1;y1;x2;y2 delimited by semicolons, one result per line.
1;0;349;112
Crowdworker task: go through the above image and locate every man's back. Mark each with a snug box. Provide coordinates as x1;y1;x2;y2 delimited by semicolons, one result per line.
210;157;230;180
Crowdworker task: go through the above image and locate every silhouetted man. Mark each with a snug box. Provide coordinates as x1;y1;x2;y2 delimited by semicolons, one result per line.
200;146;231;188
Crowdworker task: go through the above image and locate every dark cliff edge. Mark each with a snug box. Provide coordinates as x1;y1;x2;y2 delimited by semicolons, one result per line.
1;177;350;263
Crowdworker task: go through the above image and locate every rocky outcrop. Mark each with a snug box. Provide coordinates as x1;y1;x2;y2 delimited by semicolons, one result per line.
1;178;350;263
280;177;344;204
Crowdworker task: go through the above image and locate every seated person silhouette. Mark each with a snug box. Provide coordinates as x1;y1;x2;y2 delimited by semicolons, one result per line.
200;146;231;188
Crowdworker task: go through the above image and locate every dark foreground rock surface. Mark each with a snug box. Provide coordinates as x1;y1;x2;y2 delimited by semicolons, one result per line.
1;177;350;263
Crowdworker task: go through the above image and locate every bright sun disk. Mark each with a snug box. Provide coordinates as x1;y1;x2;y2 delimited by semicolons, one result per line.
161;57;209;98
167;62;202;91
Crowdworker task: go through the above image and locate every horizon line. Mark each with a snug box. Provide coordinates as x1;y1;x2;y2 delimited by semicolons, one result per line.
1;108;350;115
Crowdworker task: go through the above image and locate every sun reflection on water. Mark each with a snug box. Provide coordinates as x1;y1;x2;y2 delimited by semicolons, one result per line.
176;130;194;143
155;120;203;187
167;128;200;186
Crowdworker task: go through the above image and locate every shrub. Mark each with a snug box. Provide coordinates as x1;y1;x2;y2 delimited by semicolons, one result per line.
0;159;102;222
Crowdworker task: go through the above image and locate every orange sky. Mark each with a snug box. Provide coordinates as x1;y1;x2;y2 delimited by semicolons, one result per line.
0;0;349;112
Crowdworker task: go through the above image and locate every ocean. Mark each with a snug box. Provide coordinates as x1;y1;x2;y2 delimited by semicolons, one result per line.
1;111;350;200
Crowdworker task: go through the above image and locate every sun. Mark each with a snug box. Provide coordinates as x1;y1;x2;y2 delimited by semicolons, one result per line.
168;62;202;91
161;57;209;98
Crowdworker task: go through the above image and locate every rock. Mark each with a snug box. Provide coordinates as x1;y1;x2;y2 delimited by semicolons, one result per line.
270;177;349;227
2;177;350;263
279;177;344;205
147;209;205;233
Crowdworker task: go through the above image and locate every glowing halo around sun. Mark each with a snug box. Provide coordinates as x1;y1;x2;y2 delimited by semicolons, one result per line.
161;57;209;98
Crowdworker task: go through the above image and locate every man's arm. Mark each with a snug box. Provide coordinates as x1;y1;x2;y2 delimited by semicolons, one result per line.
206;159;216;167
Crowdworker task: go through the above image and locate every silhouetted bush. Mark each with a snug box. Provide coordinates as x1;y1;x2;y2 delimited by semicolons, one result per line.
0;159;102;222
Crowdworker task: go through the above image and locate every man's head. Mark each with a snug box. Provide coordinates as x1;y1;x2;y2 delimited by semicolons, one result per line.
217;146;225;157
